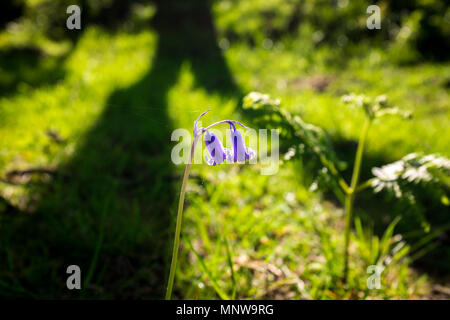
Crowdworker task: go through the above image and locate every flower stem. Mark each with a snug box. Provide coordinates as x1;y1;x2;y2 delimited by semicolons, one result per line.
355;178;376;193
343;118;371;284
165;137;197;300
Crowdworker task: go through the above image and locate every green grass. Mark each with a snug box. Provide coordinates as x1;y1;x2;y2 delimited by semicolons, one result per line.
0;20;448;299
178;164;430;299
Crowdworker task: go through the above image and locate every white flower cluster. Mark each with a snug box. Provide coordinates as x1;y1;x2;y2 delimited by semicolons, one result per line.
371;153;450;198
341;93;411;120
243;91;281;110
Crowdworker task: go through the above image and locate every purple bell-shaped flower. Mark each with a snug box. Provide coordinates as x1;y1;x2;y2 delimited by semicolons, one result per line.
204;130;231;166
192;110;255;166
229;122;255;163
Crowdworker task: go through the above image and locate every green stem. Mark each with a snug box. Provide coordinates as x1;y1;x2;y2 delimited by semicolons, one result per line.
355;178;376;193
343;118;371;284
165;137;197;300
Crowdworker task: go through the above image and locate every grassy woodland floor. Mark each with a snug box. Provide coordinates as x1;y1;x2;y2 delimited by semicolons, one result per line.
0;4;449;299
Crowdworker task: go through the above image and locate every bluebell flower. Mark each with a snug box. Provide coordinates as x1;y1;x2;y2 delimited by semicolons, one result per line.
167;109;258;300
204;130;231;166
229;122;256;163
193;110;255;166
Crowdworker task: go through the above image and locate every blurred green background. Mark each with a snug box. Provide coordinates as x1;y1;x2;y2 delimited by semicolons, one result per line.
0;0;449;299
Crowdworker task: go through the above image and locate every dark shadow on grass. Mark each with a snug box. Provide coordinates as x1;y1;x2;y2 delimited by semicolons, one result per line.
0;0;241;299
0;47;67;98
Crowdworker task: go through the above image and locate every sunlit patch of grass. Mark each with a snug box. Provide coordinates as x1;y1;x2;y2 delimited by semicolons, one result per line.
224;44;450;160
0;28;155;204
167;62;239;131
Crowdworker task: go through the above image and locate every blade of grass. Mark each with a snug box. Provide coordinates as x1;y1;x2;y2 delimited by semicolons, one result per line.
186;238;230;300
409;241;440;262
380;216;401;257
82;196;111;297
409;224;450;252
223;236;237;299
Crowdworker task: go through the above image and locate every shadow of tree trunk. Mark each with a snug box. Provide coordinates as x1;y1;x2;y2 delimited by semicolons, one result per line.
0;0;241;299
